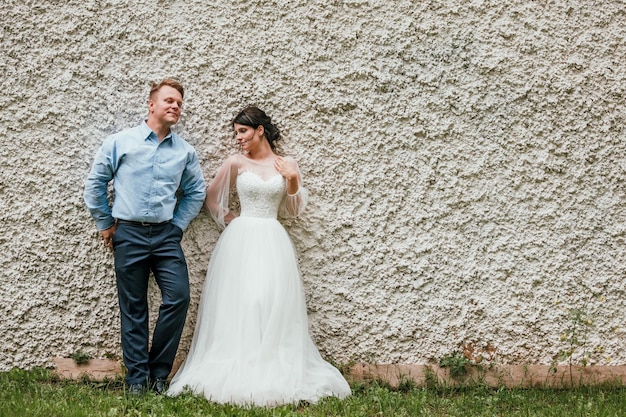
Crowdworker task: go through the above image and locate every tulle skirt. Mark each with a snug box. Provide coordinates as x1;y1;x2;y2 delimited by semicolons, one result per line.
167;216;351;406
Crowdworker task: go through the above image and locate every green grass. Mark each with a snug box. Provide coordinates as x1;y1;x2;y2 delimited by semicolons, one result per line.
1;368;626;416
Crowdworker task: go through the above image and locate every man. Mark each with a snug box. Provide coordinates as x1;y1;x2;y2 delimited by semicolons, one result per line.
83;79;206;395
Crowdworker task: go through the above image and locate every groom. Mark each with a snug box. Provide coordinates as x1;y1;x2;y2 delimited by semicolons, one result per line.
83;79;206;395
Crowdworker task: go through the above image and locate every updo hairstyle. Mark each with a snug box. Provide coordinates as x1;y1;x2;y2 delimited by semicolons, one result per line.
233;106;281;151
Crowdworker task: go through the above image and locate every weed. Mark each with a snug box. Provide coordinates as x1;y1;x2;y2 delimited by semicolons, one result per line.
70;350;92;365
395;374;417;393
439;351;471;378
555;306;595;385
423;365;439;389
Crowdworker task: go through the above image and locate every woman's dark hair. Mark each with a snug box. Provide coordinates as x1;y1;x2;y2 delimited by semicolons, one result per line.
233;106;281;151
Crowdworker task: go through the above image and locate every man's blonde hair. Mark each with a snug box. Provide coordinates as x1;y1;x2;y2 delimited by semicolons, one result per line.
149;79;184;99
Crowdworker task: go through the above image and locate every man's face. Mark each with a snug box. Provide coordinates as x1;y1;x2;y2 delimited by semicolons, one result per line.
148;85;183;127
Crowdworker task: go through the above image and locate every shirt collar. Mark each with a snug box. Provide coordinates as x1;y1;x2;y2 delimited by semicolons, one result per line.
140;120;174;143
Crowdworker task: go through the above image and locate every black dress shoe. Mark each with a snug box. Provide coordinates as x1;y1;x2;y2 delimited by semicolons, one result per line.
151;378;168;395
128;383;146;396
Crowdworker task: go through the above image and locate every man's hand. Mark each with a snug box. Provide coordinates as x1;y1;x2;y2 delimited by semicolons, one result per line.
100;224;117;249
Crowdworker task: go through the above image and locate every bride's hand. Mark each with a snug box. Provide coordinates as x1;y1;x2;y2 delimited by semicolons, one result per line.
274;156;298;181
224;212;236;225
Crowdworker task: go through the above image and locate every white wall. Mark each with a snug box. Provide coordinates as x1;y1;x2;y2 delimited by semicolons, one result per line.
2;0;625;371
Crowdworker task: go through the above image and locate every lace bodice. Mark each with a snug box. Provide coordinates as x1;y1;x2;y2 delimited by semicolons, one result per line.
237;171;285;219
204;154;308;229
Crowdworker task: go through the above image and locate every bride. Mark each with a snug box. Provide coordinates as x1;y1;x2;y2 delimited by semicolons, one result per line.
167;106;351;406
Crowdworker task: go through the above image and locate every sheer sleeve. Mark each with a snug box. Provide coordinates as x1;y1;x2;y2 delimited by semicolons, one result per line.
281;157;309;217
203;154;239;229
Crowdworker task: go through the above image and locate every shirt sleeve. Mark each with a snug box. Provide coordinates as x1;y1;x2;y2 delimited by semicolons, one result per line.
83;138;117;231
203;154;239;230
281;157;308;217
171;148;206;231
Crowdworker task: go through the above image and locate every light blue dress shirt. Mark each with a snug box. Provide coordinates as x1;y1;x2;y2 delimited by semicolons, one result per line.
84;121;206;231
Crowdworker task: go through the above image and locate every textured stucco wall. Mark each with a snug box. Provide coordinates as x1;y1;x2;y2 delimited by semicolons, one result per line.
2;0;625;372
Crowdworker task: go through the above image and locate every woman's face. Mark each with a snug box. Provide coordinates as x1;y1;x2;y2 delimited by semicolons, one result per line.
234;123;264;153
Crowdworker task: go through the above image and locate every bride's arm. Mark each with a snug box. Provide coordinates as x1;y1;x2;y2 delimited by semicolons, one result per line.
204;155;239;229
275;156;308;217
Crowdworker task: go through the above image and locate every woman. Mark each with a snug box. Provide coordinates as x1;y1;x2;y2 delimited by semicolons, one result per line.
167;106;351;406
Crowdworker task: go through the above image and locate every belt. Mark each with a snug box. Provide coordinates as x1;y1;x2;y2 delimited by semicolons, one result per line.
117;219;171;227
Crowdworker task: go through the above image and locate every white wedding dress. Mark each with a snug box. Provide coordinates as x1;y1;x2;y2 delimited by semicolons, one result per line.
167;154;351;406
